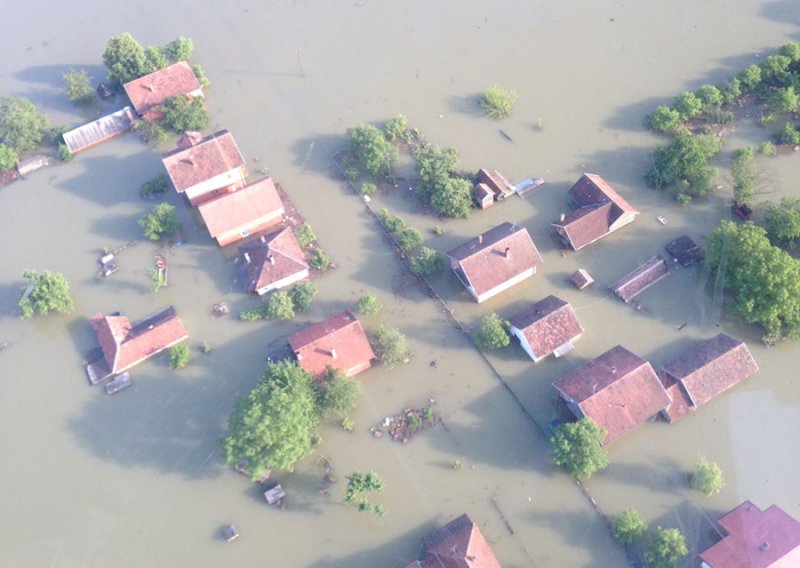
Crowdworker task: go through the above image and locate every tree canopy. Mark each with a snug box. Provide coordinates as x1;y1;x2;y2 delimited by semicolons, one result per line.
410;246;443;275
164;37;194;62
730;146;759;204
161;95;208;133
103;32;149;85
764;197;800;248
266;290;295;321
413;145;472;217
646;131;723;201
344;470;385;515
373;325;411;368
550;418;609;479
613;509;647;546
290;282;317;312
139;203;181;240
480;85;517;119
18;270;75;319
690;457;726;496
474;312;510;350
347;123;398;178
644;527;688;568
0;144;17;171
63;69;94;105
316;368;360;419
0;97;48;152
356;293;382;316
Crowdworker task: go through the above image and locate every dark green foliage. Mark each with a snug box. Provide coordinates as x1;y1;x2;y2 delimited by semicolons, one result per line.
480;85;517;119
309;247;330;270
550;418;609;479
373;325;410;368
161;95;208;133
779;41;800;62
705;220;800;339
778;121;800;145
290;282;317;312
767;86;799;113
360;182;378;195
49;124;70;147
474;312;510;350
690;457;726;496
133;119;169;147
316;368;360;418
356;293;382;316
103;32;149;85
18;270;75;318
347;123;398;177
164;37;194;62
414;145;458;197
379;209;405;232
396;227;423;253
736;64;762;93
763;197;800;248
722;78;742;104
649;106;682;134
410;246;443;275
266;290;295;321
383;114;409;142
0;144;17;171
221;361;320;477
145;46;169;70
57;143;74;162
141;173;168;196
169;344;190;369
0;97;47;152
296;224;316;247
646;131;723;200
760;141;777;156
344;470;385;515
644;528;688;568
709;108;735;124
695;84;724;111
63;69;94;105
673;91;703;121
192;64;210;88
730;146;758;204
239;304;268;321
613;509;647;546
761;55;792;87
431;177;472;218
139;203;180;240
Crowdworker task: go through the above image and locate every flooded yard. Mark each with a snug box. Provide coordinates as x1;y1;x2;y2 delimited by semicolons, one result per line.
1;1;800;566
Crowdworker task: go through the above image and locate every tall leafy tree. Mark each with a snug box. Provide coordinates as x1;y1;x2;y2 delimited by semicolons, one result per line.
18;270;75;318
613;509;647;546
347;123;398;177
690;457;726;496
474;312;510;350
0;97;47;152
63;69;94;105
161;95;208;133
316;368;360;418
103;33;149;85
644;527;688;568
550;418;609;478
164;37;194;62
764;197;800;248
139;203;181;240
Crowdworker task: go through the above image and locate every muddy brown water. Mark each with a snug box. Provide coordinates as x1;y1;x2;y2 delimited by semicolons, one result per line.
1;1;800;566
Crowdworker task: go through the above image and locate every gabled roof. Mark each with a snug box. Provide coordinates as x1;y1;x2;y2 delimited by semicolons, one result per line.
509;295;583;360
240;227;309;292
162;129;245;193
89;306;189;374
553;345;670;445
571;269;594;290
123;61;202;121
661;334;758;421
569;173;637;212
611;256;670;303
700;501;800;568
198;177;284;239
288;311;376;378
446;222;542;298
476;168;513;199
412;514;501;568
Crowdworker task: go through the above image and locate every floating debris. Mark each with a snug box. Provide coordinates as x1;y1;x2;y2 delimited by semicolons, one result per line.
263;483;286;507
656;215;668;225
99;253;118;277
105;372;132;395
211;302;229;317
370;404;440;444
221;525;239;542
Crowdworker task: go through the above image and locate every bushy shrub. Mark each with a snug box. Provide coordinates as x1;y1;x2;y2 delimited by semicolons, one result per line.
480;85;517;119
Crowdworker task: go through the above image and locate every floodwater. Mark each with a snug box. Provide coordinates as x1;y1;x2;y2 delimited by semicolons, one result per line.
1;1;799;566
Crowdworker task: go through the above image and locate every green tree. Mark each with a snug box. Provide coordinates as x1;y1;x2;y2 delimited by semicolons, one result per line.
192;64;210;88
414;145;458;197
649;106;682;134
475;312;510;350
169;344;190;369
383;114;409;142
356;293;382;316
736;64;762;93
63;69;94;105
347;123;398;178
764;197;800;248
761;55;792;87
695;84;724;111
0;97;48;152
379;209;405;233
647;131;723;199
103;32;149;85
731;146;759;204
722;78;742;104
690;457;726;496
221;361;319;478
18;270;75;319
161;95;208;133
0;143;17;171
550;418;609;479
296;223;316;247
778;122;800;145
309;247;330;270
644;527;688;568
767;86;799;113
344;470;385;515
480;85;517;119
673;91;703;121
410;246;443;275
431;177;473;218
396;227;423;253
316;368;360;418
266;290;295;321
144;46;167;71
164;37;194;62
613;509;647;546
290;282;317;312
133;119;169;147
139;203;181;240
779;41;800;62
373;325;410;368
141;173;168;196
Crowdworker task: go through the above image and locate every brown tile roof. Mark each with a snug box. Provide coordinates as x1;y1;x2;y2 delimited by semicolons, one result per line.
198;177;284;239
611;256;670;303
476;168;513;199
446;222;542;300
474;183;494;208
288;311;376;378
162;129;246;193
569;173;637;212
239;227;309;293
89;306;189;374
660;334;758;422
571;269;594;290
418;514;502;568
553;345;670;445
123;61;202;121
700;501;800;568
509;295;583;361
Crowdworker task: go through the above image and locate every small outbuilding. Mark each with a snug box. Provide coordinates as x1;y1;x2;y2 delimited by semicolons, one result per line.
571;269;594;290
508;295;584;363
611;256;669;303
62;106;136;154
263;483;286;505
665;235;702;266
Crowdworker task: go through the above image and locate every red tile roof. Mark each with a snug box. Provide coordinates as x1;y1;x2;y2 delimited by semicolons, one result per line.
446;222;542;301
700;501;800;568
553;345;670;445
240;227;309;293
89;306;188;374
660;334;758;422
123;61;202;121
571;269;594;290
509;295;583;361
476;168;513;199
288;311;376;378
410;514;501;568
198;177;284;240
611;256;670;303
162;129;246;193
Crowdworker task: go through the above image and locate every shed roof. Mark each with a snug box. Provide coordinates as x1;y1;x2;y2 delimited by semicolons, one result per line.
571;269;595;290
62;106;136;154
162;129;245;193
239;227;309;292
288;311;375;378
198;177;283;239
123;61;202;120
611;256;670;303
509;295;583;360
476;168;513;199
665;235;702;266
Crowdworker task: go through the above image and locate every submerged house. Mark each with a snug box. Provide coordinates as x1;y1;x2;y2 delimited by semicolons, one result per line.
611;256;670;303
552;345;670;445
700;501;800;568
197;177;285;246
446;222;543;303
123;61;203;121
508;295;584;363
474;168;514;209
551;173;639;250
660;333;758;423
239;227;309;295
162;129;247;205
62;106;137;154
665;235;702;266
85;306;189;384
288;311;375;378
407;513;501;568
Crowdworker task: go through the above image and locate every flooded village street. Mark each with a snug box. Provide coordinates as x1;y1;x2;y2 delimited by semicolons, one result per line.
1;1;800;566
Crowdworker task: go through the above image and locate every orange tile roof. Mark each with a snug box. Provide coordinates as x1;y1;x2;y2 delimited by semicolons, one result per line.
553;345;670;444
288;311;376;378
162;129;245;193
416;514;502;568
123;61;202;121
509;295;583;360
198;177;284;239
240;227;309;293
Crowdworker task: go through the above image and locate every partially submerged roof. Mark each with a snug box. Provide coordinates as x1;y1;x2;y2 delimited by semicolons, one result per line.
700;501;800;568
288;311;376;378
123;61;202;120
162;129;246;193
571;269;594;290
410;514;501;568
611;256;670;303
476;168;513;199
665;235;702;266
62;106;136;154
240;227;309;292
553;345;670;444
198;177;284;239
509;295;583;361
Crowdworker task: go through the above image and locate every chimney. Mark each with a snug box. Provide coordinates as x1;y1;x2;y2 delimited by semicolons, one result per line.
330;348;338;359
560;212;566;222
183;156;195;167
243;252;251;264
478;234;484;244
760;542;770;551
503;246;511;258
296;353;302;361
268;253;275;265
147;84;155;93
